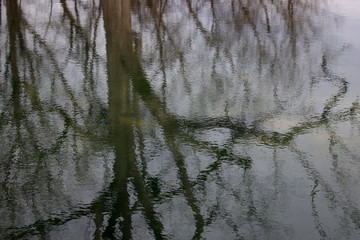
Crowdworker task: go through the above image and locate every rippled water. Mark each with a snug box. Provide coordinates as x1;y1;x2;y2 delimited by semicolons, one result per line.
1;0;360;239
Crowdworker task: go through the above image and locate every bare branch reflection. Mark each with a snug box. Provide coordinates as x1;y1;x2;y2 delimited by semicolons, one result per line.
1;0;360;239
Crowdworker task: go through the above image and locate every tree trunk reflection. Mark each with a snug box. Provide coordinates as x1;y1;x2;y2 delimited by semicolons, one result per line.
102;0;165;238
1;0;360;239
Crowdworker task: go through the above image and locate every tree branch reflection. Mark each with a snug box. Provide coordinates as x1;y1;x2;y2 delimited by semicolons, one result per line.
1;0;360;239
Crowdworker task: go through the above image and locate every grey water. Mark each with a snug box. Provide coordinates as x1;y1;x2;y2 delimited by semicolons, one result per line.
1;0;360;239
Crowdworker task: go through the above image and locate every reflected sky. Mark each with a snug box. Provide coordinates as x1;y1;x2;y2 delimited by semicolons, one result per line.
0;0;360;239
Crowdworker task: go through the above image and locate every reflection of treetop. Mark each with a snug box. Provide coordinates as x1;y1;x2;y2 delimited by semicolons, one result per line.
131;0;333;120
1;0;360;239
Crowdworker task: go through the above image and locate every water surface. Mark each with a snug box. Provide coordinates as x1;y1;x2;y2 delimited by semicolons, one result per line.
1;0;360;239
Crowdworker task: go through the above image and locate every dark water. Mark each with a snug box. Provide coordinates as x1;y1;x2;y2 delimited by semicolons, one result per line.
1;0;360;239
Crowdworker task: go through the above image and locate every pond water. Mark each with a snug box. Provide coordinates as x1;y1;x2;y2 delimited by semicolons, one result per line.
1;0;360;239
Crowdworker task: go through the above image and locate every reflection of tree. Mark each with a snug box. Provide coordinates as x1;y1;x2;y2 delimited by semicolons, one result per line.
1;0;360;239
98;0;360;239
0;0;111;238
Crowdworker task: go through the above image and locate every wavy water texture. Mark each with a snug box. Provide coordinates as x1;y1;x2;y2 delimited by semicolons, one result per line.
0;0;360;239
